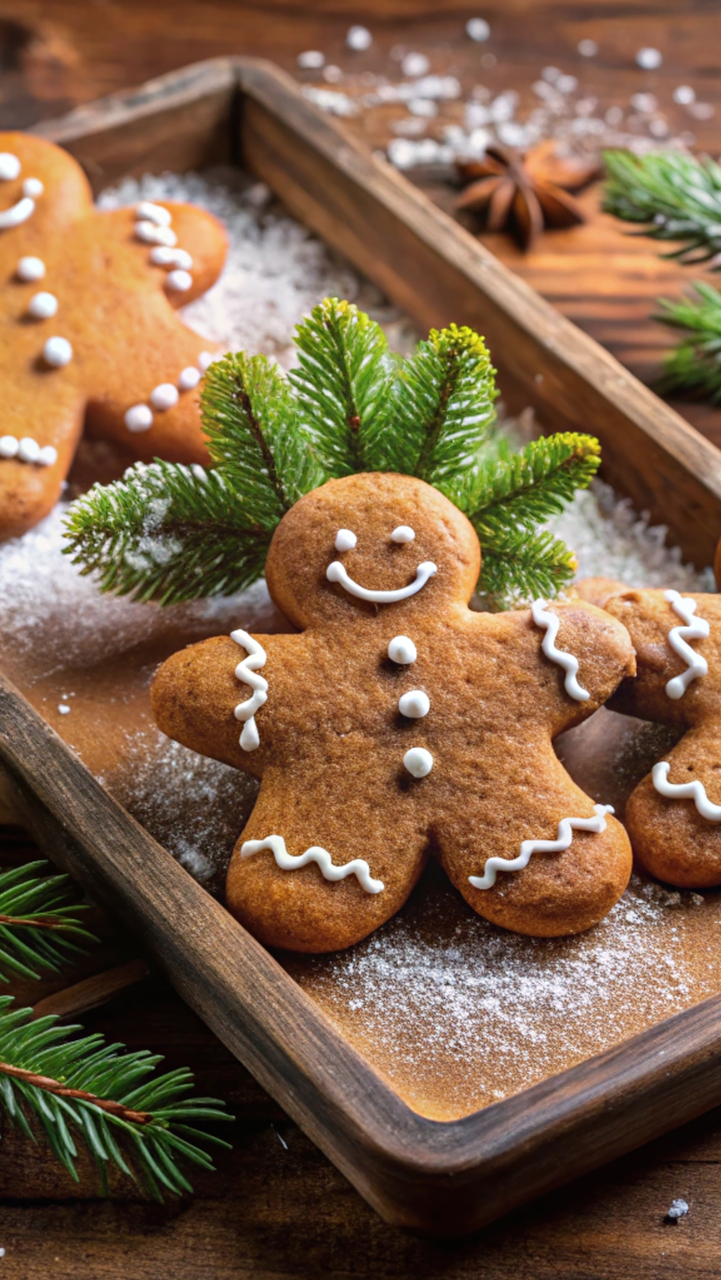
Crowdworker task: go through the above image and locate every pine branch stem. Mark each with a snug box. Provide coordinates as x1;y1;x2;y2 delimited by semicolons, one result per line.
413;363;455;479
0;914;78;931
233;378;288;511
0;1061;153;1124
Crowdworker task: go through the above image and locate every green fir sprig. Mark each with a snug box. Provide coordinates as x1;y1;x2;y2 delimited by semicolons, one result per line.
655;282;721;402
64;298;599;606
0;860;97;982
0;996;230;1199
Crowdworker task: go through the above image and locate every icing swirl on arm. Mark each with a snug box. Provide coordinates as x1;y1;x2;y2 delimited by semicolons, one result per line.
652;761;721;821
240;834;384;894
468;804;613;890
664;590;709;699
230;629;268;752
531;599;590;702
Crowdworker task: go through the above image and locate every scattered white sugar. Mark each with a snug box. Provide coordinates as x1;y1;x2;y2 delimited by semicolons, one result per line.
578;38;599;57
636;47;663;70
466;18;491;43
293;871;721;1117
401;52;431;78
346;25;372;52
665;1198;689;1222
297;50;325;70
674;85;695;106
58;704;70;715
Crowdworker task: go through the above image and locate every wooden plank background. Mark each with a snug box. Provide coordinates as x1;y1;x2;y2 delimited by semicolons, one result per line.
2;1;721;1275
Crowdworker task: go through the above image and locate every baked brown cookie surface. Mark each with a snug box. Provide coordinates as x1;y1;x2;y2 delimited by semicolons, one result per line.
605;587;721;887
0;132;227;539
153;472;635;952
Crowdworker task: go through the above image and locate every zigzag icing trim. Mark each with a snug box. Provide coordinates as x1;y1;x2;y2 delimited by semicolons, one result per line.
652;762;721;822
240;834;385;894
230;629;268;753
468;804;613;891
664;590;709;700
531;599;590;702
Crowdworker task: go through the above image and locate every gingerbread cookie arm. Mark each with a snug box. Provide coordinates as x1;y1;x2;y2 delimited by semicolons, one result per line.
147;202;227;306
626;726;721;886
435;745;632;936
0;379;84;539
151;631;299;779
605;589;716;726
226;754;429;952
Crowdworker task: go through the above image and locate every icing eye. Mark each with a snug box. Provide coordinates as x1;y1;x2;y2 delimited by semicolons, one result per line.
391;525;415;543
335;529;357;552
0;153;21;181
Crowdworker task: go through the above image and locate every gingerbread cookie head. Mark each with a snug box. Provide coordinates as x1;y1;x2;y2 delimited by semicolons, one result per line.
265;471;480;628
152;471;635;953
0;132;227;539
603;585;721;887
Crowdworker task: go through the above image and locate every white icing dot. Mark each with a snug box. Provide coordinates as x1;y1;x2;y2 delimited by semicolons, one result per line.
335;528;357;552
28;291;58;319
391;525;415;543
42;336;72;368
37;444;58;466
0;435;19;458
403;747;433;778
466;17;491;42
178;366;201;391
149;383;179;411
135;201;172;226
124;404;153;433
398;690;430;719
388;635;417;664
22;177;43;198
150;245;193;269
636;46;662;69
17;437;40;463
0;153;21;181
198;351;216;372
346;25;372;51
135;221;177;247
166;269;193;292
16;256;45;281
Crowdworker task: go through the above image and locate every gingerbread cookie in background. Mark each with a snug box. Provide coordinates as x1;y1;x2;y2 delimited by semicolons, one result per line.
0;131;227;540
575;561;721;889
152;472;635;953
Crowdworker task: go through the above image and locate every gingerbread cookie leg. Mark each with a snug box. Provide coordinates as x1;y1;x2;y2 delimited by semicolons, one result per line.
435;751;632;937
227;758;429;953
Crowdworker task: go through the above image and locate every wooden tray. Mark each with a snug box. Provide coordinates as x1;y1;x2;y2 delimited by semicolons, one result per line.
4;56;721;1236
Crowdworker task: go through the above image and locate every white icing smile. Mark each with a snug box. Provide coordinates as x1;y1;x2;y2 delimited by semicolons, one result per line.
0;154;40;229
327;558;437;603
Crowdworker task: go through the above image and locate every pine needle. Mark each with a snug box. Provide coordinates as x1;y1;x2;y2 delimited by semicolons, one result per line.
603;149;721;267
0;861;97;982
655;281;721;401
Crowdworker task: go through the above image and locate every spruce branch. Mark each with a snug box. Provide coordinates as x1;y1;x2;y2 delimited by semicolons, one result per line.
0;996;231;1199
0;861;96;982
479;528;577;605
387;324;498;509
603;149;721;267
655;282;721;401
63;461;272;605
289;298;397;475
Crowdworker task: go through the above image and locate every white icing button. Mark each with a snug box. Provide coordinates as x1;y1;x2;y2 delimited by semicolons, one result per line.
0;435;19;458
0;153;21;181
42;336;73;367
198;351;215;372
150;245;193;269
17;437;40;463
178;366;201;391
398;690;430;719
135;201;172;226
135;221;177;247
16;256;45;281
37;444;58;466
391;525;415;543
124;404;153;433
403;747;433;778
166;269;192;292
22;177;43;198
149;383;179;411
335;528;357;552
388;635;417;664
28;291;58;319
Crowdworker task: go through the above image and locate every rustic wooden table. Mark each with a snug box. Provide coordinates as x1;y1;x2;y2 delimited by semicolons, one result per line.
2;2;721;1275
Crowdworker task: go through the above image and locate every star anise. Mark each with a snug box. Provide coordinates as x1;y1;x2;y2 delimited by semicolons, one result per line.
455;140;601;250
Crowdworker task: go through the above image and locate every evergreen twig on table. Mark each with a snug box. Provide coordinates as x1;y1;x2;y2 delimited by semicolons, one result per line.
0;995;231;1199
603;149;721;267
0;861;97;982
655;282;721;402
64;297;600;607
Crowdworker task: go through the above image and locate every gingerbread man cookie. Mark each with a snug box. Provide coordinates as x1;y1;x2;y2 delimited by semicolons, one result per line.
152;473;635;952
597;583;721;887
0;132;227;539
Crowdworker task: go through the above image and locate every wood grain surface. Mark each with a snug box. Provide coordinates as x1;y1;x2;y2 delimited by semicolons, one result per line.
2;1;721;1274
